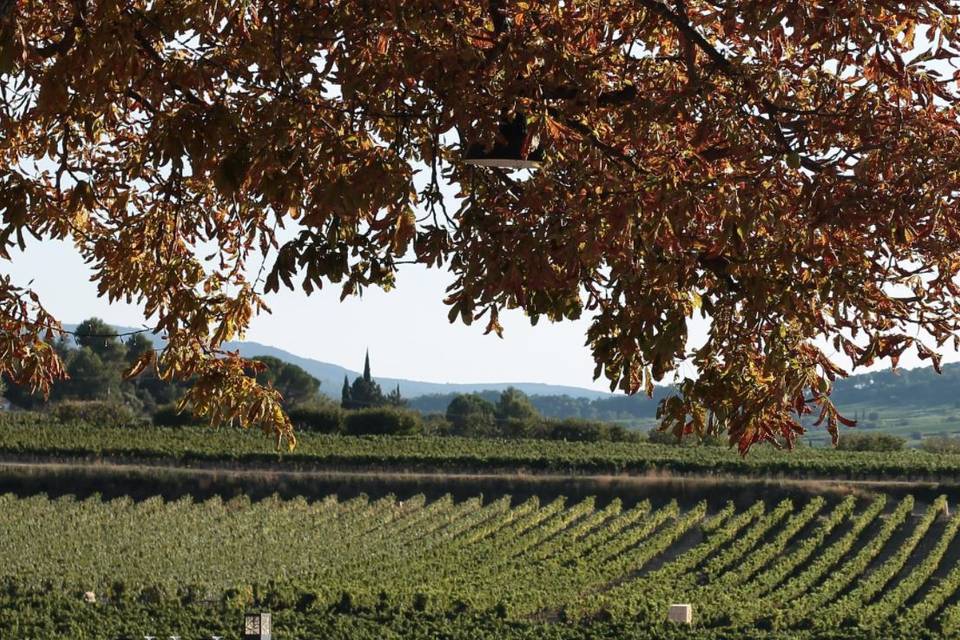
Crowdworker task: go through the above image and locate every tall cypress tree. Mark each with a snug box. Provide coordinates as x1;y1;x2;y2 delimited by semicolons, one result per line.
363;349;372;383
387;384;405;407
341;375;352;409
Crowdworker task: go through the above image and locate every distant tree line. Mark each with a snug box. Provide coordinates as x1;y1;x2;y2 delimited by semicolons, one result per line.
4;318;185;415
408;388;675;424
25;320;935;447
921;436;960;455
2;318;329;427
6;326;921;450
409;362;960;437
828;363;960;408
834;432;906;452
0;325;642;443
286;384;642;443
437;388;641;443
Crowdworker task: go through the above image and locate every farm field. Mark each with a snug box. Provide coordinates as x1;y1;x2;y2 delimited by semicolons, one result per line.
4;490;960;639
5;422;960;481
801;402;960;446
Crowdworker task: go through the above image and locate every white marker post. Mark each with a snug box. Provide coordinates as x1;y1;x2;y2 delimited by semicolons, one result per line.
244;612;272;640
668;603;693;624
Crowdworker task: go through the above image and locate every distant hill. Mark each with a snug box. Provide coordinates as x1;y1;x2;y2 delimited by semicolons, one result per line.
63;325;611;400
815;362;960;444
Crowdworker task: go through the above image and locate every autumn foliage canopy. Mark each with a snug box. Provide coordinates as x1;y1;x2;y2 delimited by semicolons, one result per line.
2;1;960;452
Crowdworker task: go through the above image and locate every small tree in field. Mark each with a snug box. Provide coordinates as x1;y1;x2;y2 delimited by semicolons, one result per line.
446;394;498;437
251;356;320;407
495;388;539;423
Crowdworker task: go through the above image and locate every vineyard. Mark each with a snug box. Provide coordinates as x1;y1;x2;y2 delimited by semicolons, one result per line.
4;491;960;638
5;421;960;480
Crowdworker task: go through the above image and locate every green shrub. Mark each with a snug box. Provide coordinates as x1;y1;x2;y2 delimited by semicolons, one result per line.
176;583;209;605
647;428;681;445
607;424;642;443
412;591;429;612
699;433;728;447
138;584;170;604
287;404;343;433
421;413;452;436
445;394;498;437
334;591;355;614
344;407;423;436
548;418;610;442
836;432;906;452
107;580;130;603
500;417;546;439
51;401;137;428
258;580;299;610
151;404;196;427
376;590;394;614
647;427;726;447
296;590;320;612
545;419;642;443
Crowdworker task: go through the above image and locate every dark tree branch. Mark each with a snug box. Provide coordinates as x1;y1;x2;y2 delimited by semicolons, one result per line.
125;11;204;107
489;0;508;37
125;88;157;114
637;0;825;172
635;0;733;73
483;0;509;65
544;83;639;107
28;1;86;59
548;107;645;175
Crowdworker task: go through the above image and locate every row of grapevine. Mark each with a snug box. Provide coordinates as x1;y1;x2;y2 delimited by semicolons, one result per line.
700;496;856;626
689;497;826;625
572;499;740;618
737;495;889;627
815;496;947;628
10;422;960;480
4;490;960;634
859;508;960;628
485;500;681;615
773;496;916;628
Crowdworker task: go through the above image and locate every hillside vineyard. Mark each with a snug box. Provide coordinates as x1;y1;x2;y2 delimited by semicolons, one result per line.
6;492;960;634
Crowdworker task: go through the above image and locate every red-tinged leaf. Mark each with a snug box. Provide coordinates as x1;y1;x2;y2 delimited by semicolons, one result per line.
837;413;857;428
812;404;828;427
123;350;155;380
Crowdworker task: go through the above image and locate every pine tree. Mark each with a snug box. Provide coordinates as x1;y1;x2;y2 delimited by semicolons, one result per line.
363;350;372;383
